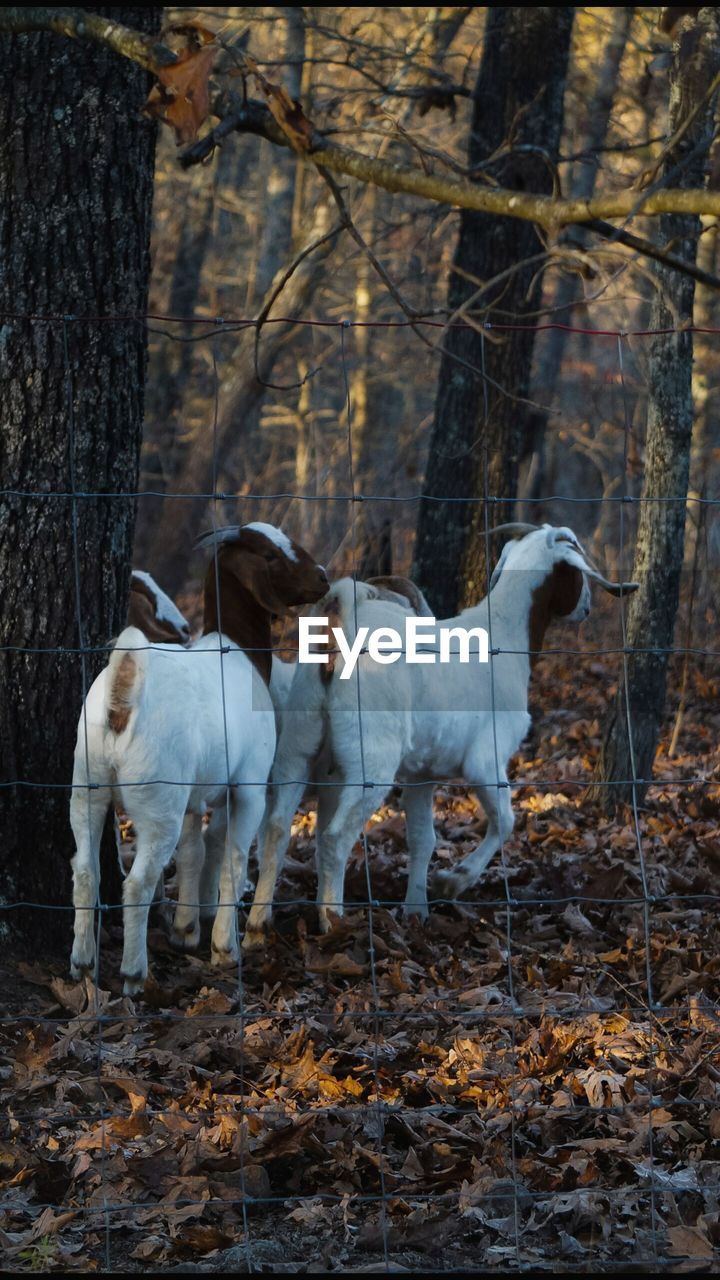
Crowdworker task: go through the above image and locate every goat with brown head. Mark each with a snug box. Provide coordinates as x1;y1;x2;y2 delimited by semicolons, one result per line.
196;522;329;684
487;522;638;658
70;522;327;994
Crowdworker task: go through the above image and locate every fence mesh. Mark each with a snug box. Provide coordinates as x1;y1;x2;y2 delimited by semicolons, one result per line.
1;309;719;1273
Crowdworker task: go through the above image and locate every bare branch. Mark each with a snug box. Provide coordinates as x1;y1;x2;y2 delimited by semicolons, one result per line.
584;217;720;291
253;216;343;391
0;6;177;71
6;8;720;231
316;165;425;321
180;95;720;229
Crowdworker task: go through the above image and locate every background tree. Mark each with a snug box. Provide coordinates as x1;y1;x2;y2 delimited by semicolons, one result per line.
590;6;720;809
0;7;160;945
412;7;575;616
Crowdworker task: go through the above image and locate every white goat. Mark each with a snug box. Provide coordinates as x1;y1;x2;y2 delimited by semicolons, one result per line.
244;524;637;940
173;575;433;951
69;523;328;993
244;575;435;943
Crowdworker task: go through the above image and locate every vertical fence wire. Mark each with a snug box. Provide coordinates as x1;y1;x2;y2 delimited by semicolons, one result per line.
340;319;391;1271
209;334;254;1269
63;316;112;1270
479;328;523;1268
616;333;660;1260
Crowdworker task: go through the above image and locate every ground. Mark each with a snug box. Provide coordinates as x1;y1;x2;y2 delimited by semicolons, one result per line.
2;643;720;1273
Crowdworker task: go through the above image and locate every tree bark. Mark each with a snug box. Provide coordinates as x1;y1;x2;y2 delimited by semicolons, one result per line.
254;8;305;303
590;7;720;811
0;8;160;947
413;7;574;616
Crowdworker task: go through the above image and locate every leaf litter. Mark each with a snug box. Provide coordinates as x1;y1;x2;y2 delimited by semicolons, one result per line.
2;650;720;1271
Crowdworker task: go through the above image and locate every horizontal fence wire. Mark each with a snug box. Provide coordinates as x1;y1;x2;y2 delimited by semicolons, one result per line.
1;310;719;1274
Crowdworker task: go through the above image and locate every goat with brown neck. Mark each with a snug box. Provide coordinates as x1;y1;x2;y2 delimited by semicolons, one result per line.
245;523;638;935
200;524;328;686
69;522;327;993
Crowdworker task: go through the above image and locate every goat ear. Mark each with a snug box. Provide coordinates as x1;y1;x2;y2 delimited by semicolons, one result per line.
489;540;513;590
584;567;640;597
223;549;293;616
561;546;639;596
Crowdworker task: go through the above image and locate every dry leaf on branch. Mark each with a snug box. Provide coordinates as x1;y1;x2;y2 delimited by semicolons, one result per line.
145;24;219;146
245;55;315;153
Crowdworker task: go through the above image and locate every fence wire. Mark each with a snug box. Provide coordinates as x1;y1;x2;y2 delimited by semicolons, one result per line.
1;310;719;1274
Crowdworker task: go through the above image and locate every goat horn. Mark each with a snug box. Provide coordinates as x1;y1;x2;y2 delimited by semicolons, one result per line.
194;526;243;552
485;522;542;536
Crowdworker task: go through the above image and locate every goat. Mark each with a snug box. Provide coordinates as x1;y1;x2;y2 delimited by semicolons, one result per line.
172;574;434;952
128;571;192;646
244;524;637;939
243;574;435;945
69;523;328;993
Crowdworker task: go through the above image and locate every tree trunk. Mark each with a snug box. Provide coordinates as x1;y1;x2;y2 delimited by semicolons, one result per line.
254;8;304;302
590;7;720;811
521;5;633;517
0;8;160;948
413;8;575;616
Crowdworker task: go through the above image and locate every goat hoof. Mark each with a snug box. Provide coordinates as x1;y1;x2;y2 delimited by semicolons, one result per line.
403;904;429;921
70;959;94;981
169;922;201;952
430;870;463;901
241;929;266;953
211;946;239;969
121;971;147;996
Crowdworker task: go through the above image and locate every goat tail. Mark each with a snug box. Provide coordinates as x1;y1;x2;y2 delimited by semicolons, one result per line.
106;626;148;734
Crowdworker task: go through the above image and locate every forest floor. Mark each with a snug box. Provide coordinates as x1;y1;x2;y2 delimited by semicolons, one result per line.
2;647;720;1273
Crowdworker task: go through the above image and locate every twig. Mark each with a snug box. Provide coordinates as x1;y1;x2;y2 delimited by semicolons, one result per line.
315;166;424;321
584;218;720;291
252;220;344;392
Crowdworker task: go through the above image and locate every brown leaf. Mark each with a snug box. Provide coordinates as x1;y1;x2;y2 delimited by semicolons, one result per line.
572;1066;626;1108
305;946;367;978
145;45;218;146
28;1208;78;1242
667;1225;713;1258
174;1224;234;1254
186;987;233;1017
245;55;315;153
130;1236;168;1261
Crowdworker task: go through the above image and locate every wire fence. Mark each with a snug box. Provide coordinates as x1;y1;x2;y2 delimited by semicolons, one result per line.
1;309;719;1273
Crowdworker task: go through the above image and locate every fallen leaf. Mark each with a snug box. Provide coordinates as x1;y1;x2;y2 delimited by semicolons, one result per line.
667;1225;713;1258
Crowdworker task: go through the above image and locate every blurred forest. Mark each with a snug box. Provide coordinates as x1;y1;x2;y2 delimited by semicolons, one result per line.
135;5;719;638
